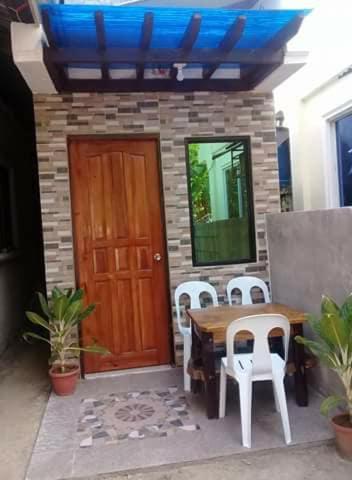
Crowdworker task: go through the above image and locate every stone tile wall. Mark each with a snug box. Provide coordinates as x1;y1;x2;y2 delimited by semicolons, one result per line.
34;91;280;364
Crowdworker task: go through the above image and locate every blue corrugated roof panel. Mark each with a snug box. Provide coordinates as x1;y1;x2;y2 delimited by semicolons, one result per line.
40;4;309;51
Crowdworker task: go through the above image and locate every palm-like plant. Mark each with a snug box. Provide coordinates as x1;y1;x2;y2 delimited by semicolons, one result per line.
24;287;109;373
295;294;352;425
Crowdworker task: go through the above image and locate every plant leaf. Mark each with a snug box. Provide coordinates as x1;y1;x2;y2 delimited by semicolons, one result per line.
69;289;84;304
75;304;96;324
52;295;69;321
25;311;53;333
51;286;64;299
23;331;51;345
295;336;335;367
320;312;348;349
65;288;73;298
320;395;345;416
63;300;83;325
321;295;340;316
37;292;51;318
67;345;110;355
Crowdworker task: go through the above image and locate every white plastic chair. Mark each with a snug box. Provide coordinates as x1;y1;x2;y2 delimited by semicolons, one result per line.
226;276;271;305
219;314;291;448
175;281;219;392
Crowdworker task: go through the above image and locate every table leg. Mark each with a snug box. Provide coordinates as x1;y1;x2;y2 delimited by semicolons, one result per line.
201;331;218;419
292;324;308;406
190;321;202;394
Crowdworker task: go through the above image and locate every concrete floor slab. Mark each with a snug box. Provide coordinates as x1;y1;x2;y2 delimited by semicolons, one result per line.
27;368;334;480
0;341;49;480
70;443;352;480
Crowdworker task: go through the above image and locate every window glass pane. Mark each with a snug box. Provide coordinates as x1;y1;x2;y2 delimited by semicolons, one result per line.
186;139;255;266
276;126;293;212
336;113;352;206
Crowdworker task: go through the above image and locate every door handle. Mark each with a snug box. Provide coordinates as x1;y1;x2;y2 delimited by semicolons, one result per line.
153;253;162;262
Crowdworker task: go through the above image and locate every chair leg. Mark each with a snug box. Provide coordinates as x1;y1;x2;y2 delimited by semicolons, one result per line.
238;375;252;448
219;364;227;418
183;335;191;392
273;383;280;413
273;376;292;445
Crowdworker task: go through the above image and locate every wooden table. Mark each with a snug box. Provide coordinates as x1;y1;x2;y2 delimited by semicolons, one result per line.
187;303;308;419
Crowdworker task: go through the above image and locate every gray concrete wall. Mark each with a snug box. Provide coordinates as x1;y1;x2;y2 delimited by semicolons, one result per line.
266;207;352;395
0;256;24;354
0;97;45;355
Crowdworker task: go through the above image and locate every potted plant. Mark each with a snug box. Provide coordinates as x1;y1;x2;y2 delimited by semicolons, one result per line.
295;294;352;460
24;287;109;396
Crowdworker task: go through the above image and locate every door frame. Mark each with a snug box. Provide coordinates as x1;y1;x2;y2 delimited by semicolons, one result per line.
67;133;174;376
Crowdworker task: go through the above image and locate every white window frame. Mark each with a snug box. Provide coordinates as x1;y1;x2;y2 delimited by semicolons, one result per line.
322;99;352;208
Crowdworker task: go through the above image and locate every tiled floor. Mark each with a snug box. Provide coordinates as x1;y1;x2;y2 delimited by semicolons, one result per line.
26;368;333;480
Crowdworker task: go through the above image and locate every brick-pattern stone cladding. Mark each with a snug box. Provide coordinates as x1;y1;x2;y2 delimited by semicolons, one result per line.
34;91;280;365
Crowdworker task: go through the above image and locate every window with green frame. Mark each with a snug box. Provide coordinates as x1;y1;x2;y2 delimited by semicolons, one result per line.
186;138;256;266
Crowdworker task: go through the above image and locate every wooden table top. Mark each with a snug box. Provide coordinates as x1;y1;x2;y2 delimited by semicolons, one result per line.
187;303;306;341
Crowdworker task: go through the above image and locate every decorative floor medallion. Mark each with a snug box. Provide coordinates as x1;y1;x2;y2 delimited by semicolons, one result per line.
77;386;200;448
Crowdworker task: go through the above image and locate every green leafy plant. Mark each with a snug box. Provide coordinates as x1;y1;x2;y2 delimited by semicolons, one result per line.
295;295;352;425
24;287;109;373
189;143;211;223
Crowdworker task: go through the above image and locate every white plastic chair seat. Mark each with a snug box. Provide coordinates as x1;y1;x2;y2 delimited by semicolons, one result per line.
226;276;271;305
219;314;292;449
174;281;218;392
221;353;286;381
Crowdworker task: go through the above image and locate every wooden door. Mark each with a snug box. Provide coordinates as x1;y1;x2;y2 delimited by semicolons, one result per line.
69;138;171;373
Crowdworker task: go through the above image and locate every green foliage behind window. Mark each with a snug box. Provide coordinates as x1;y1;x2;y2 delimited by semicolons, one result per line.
186;138;256;266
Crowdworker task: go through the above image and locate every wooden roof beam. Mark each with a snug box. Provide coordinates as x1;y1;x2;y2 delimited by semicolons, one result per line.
265;14;305;51
62;78;250;93
95;11;109;80
246;14;305;89
203;15;246;80
48;47;282;65
170;13;202;80
136;12;154;80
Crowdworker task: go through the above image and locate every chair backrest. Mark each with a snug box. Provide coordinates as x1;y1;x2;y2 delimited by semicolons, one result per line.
174;281;219;335
226;276;270;305
226;314;290;374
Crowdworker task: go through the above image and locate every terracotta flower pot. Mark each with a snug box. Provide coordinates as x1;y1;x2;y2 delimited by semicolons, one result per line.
331;413;352;461
49;365;80;396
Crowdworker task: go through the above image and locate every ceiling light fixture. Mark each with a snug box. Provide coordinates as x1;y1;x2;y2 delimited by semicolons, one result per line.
174;63;186;82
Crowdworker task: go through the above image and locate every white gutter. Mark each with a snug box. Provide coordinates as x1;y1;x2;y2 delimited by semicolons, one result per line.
254;50;309;92
11;22;57;94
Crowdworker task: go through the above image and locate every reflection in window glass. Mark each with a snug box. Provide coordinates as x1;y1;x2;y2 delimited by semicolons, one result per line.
186;138;256;266
336;113;352;206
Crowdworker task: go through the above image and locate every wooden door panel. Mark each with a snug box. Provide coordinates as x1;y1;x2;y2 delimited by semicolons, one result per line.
114;247;130;272
93;248;109;274
115;278;139;354
110;152;129;240
94;280;114;350
125;153;151;241
69;138;171;373
137;277;156;351
136;246;152;271
87;155;108;241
